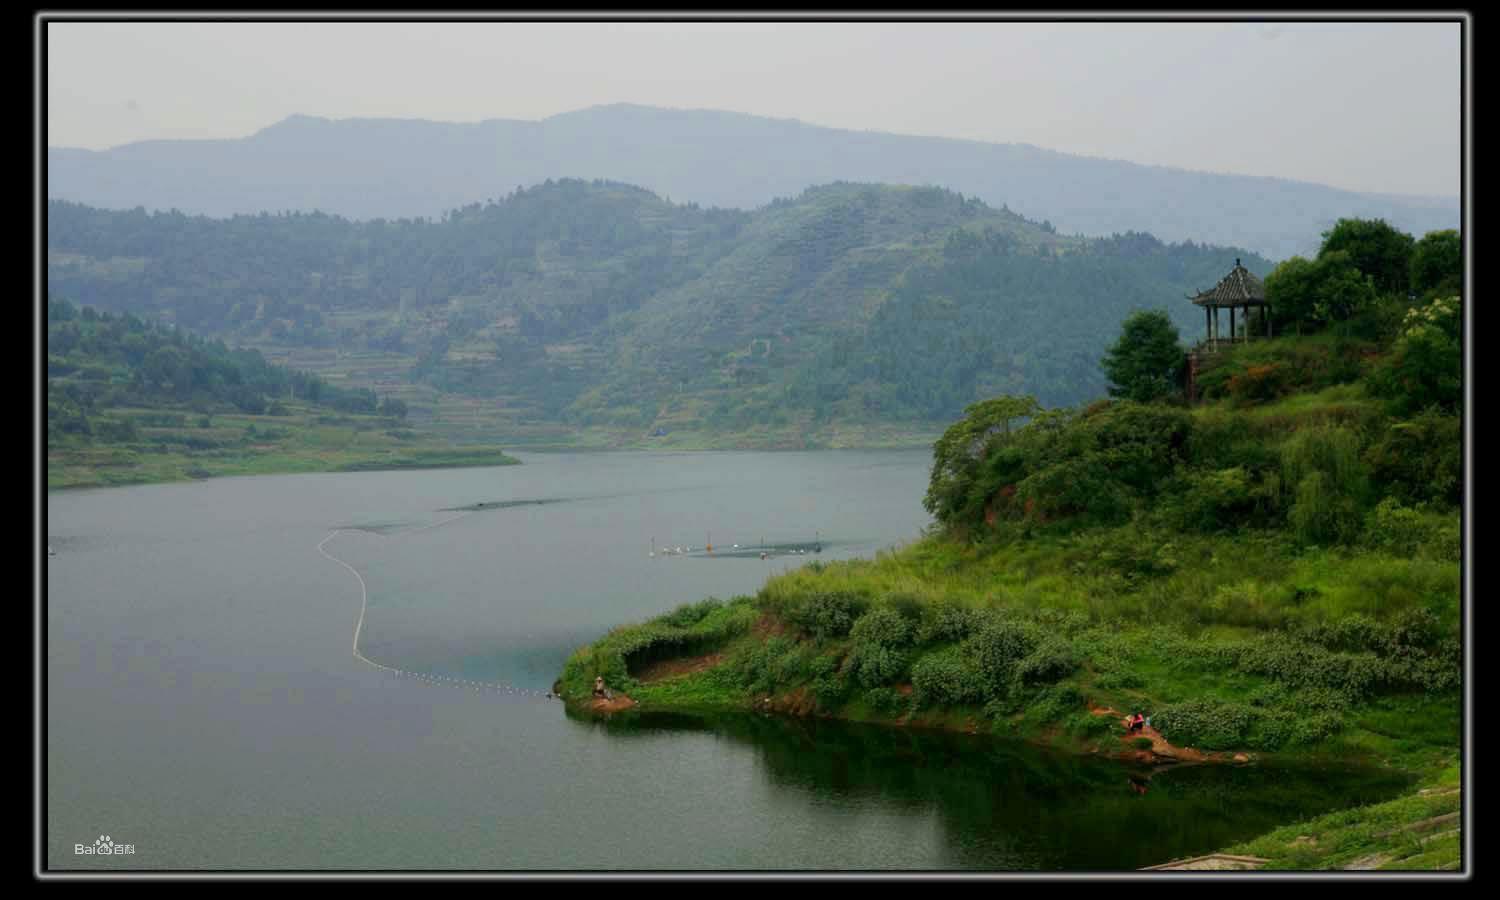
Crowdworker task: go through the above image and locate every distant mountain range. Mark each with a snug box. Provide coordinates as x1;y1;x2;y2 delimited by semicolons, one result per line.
48;180;1272;438
47;104;1458;261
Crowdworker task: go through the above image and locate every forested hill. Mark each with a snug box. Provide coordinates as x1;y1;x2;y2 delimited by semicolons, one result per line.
46;105;1458;261
48;180;1272;440
46;297;519;488
46;297;399;439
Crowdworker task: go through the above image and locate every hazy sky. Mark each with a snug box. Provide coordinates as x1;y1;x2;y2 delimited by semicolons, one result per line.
44;18;1463;197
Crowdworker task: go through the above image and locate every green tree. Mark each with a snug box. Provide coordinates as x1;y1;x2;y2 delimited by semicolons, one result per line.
1266;252;1377;334
1410;230;1462;298
1319;218;1415;295
1311;251;1379;324
925;394;1040;524
1101;310;1183;403
1265;256;1320;335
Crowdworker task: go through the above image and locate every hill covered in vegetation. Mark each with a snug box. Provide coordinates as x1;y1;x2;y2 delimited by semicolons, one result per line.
46;298;517;488
555;225;1464;868
48;181;1275;445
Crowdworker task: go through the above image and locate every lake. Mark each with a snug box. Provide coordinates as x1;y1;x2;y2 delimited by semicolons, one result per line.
45;451;1408;870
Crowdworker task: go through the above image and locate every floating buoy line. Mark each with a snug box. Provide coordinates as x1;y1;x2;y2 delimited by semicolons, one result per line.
317;510;561;703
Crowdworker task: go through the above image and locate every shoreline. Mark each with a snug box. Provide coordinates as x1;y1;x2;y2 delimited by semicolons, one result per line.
562;669;1457;871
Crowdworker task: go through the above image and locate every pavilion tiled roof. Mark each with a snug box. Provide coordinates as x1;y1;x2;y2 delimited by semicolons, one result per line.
1190;259;1267;307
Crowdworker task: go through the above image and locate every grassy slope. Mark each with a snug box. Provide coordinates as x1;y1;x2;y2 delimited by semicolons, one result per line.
1222;757;1460;870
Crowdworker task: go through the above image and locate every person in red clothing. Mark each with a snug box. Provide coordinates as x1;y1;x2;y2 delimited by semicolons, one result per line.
1129;712;1146;733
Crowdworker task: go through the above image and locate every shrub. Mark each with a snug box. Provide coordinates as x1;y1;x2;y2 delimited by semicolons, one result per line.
1364;409;1461;507
1172;466;1256;532
1363;498;1436;557
1132;737;1155;751
662;597;724;628
1152;699;1254;750
849;607;914;649
1015;638;1079;686
810;653;853;710
787;591;868;641
847;643;909;689
1223;633;1462;699
886;593;926;626
1064;710;1119;739
736;636;798;694
1227;363;1291;404
910;646;982;707
918;602;984;644
1254;708;1345;750
1367;297;1461;416
864;687;908;717
1023;683;1087;724
962;617;1039;693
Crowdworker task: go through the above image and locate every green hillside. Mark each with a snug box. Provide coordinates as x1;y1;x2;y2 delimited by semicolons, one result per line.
46;298;517;489
48;182;1272;445
554;232;1464;869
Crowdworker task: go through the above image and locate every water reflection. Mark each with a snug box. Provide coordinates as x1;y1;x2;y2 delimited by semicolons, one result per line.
571;708;1413;870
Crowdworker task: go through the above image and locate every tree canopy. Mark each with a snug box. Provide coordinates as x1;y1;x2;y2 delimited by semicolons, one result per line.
1319;218;1415;296
1410;230;1462;298
1101;309;1183;403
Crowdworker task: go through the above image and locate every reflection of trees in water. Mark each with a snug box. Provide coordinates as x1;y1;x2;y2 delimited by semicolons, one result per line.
572;708;1413;870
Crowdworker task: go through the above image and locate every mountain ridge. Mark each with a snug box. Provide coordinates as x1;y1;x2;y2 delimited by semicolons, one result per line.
46;104;1457;260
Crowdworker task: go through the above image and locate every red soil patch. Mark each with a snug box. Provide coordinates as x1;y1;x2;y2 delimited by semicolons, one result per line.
751;613;788;640
589;694;638;714
633;652;725;684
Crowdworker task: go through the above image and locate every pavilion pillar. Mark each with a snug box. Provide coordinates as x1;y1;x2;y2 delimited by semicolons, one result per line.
1206;307;1211;345
1230;306;1236;343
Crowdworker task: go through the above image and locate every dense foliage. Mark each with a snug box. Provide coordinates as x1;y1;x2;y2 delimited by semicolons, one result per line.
1409;229;1462;298
1317;218;1416;295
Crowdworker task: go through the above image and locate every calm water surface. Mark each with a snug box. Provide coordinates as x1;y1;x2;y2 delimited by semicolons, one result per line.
46;451;1407;870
